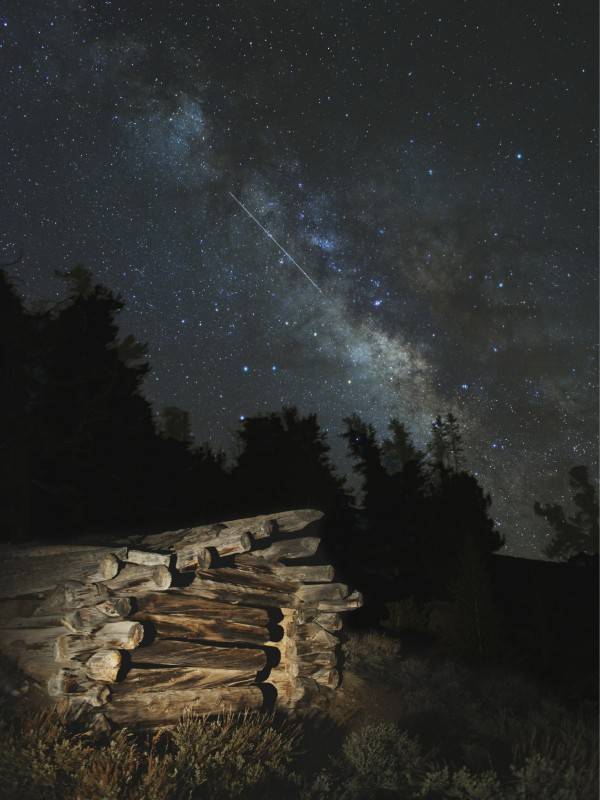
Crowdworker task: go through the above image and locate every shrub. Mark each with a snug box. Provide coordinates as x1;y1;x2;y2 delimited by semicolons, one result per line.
343;630;401;669
342;722;427;797
171;710;302;799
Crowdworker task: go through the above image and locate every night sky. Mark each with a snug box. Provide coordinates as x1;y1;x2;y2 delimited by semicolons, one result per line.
2;2;597;556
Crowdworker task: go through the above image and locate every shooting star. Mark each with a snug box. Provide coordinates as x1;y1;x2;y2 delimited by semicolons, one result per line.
228;191;324;295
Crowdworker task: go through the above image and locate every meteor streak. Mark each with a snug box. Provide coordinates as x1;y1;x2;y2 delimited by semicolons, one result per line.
228;191;324;294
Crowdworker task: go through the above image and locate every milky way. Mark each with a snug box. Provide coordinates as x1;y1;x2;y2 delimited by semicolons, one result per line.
1;1;597;555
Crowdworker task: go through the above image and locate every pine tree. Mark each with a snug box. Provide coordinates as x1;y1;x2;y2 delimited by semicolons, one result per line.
535;466;599;560
380;418;423;475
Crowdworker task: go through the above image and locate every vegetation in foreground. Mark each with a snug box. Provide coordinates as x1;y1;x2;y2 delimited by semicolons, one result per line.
0;630;596;800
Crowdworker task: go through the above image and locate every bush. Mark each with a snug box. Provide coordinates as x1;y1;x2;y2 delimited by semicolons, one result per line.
343;630;401;670
171;710;301;799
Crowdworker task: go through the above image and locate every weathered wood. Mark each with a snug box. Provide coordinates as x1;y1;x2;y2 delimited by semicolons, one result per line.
87;553;121;582
0;638;64;684
270;564;335;583
0;614;65;629
289;650;337;667
104;564;172;594
84;649;122;682
174;547;212;572
63;581;110;610
296;623;339;647
189;570;296;608
296;583;349;604
233;556;334;584
294;640;338;658
221;509;323;536
55;621;144;660
0;625;67;650
62;599;132;634
314;590;363;612
119;666;258;692
297;610;342;631
106;686;264;725
68;685;111;707
140;525;252;564
250;537;321;562
33;580;110;615
0;547;127;598
96;598;132;618
131;640;267;671
311;667;340;688
139;613;269;646
48;666;102;696
186;582;293;609
125;550;171;568
134;592;269;627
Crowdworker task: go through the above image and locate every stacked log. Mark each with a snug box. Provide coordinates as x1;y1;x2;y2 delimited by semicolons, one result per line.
0;510;362;727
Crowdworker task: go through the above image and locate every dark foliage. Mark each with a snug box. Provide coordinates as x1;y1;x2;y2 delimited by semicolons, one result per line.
534;465;599;561
0;267;229;540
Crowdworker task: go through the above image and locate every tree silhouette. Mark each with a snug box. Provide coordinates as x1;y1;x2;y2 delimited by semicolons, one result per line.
427;413;464;476
535;466;599;560
380;418;423;475
0;264;235;539
159;406;194;446
234;406;352;516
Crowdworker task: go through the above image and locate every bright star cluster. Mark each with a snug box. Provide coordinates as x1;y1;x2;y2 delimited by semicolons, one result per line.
0;1;596;556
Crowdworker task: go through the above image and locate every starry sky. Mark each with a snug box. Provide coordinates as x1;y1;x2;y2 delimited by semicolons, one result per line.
1;1;597;556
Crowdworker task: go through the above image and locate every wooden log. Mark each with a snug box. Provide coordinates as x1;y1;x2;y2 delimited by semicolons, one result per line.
33;581;110;615
296;623;339;647
175;531;251;569
267;676;307;708
0;638;64;684
55;621;144;660
124;550;171;567
105;686;264;726
46;668;110;708
296;583;349;604
314;590;363;612
186;582;293;609
189;570;296;608
62;599;132;634
270;564;334;583
133;592;269;627
138;510;321;552
139;613;269;646
288;650;337;667
84;649;122;682
250;537;321;562
0;546;127;598
104;564;172;595
294;640;338;658
174;547;212;572
96;598;132;618
0;625;67;651
221;509;323;536
130;640;267;671
297;610;342;631
47;666;104;696
233;556;334;584
0;614;65;629
118;666;258;692
311;667;340;688
87;553;120;582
